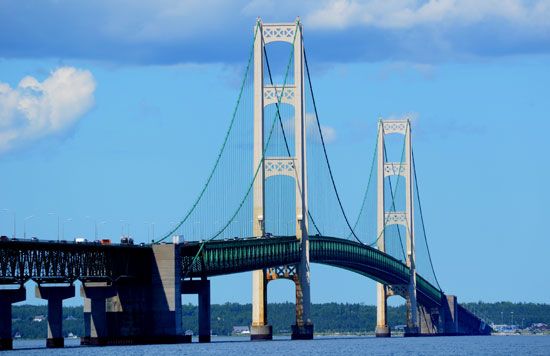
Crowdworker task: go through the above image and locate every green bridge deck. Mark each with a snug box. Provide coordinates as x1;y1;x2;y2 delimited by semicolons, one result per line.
181;235;443;307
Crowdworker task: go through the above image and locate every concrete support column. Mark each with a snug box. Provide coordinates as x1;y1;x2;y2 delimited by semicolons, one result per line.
291;274;314;340
80;284;117;345
198;283;210;343
151;244;185;343
182;279;211;343
375;284;391;337
35;285;75;348
251;270;272;340
418;304;439;335
442;295;458;335
0;286;26;350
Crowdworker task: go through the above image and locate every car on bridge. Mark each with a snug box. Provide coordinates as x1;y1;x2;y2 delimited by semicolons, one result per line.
120;236;134;245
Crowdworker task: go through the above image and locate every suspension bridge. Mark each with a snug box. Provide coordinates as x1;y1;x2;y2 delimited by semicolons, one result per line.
0;18;490;350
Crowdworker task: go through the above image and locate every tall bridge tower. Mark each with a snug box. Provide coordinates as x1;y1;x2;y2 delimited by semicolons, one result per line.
251;18;313;340
376;119;419;337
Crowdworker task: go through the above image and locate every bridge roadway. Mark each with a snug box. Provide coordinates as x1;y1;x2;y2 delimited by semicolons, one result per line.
0;236;489;349
0;236;440;306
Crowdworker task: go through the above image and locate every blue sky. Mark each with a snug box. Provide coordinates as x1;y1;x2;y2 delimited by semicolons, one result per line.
1;1;549;307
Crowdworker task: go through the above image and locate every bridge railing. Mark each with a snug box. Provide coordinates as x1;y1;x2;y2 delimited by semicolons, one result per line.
309;236;409;284
181;236;301;277
0;240;150;284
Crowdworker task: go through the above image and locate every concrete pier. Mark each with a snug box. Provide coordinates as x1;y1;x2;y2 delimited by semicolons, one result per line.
151;244;188;343
250;270;272;341
291;277;314;340
0;286;26;350
35;285;75;348
80;284;117;345
182;279;211;343
419;304;440;335
290;324;314;340
375;285;391;337
442;295;459;335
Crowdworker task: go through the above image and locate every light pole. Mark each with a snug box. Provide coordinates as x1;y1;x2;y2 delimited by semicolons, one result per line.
48;212;60;242
2;209;16;238
144;222;150;241
511;311;514;326
120;220;131;237
62;218;72;240
98;221;107;239
24;215;34;239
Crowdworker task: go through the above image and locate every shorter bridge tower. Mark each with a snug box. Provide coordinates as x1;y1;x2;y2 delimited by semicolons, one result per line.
251;18;313;340
375;119;419;337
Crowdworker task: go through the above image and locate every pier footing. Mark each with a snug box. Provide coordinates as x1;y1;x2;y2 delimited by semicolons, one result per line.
291;324;314;340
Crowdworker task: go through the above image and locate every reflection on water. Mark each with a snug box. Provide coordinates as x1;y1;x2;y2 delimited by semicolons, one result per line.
11;335;550;355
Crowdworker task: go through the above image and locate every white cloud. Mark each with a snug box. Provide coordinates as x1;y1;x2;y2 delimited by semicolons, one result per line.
305;0;550;30
279;112;337;144
0;67;96;153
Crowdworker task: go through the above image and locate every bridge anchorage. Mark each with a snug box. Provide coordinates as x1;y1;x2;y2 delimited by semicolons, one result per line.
0;18;492;350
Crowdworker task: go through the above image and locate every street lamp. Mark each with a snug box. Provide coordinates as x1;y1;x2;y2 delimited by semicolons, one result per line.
24;215;34;239
120;220;131;237
62;218;72;240
144;222;150;240
97;221;107;239
2;209;16;239
48;212;60;242
144;222;156;241
87;216;107;240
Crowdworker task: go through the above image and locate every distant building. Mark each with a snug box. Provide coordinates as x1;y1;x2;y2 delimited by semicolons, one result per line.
530;323;548;330
491;324;519;333
232;326;250;335
33;315;46;322
65;315;77;321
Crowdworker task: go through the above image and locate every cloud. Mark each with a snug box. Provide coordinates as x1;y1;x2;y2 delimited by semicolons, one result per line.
0;67;96;152
0;1;550;64
305;113;337;143
305;0;549;30
282;112;337;144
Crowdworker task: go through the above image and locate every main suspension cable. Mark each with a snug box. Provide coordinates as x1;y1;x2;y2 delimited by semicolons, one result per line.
412;148;442;291
263;45;322;235
156;21;261;243
303;47;362;244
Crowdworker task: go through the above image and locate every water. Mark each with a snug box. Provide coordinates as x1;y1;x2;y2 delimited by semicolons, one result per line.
8;335;550;355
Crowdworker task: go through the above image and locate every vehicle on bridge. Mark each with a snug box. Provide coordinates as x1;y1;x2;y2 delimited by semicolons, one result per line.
121;236;134;245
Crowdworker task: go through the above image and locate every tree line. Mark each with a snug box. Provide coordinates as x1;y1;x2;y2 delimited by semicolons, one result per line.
10;301;550;338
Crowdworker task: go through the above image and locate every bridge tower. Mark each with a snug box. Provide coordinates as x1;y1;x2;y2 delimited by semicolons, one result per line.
251;18;313;341
376;119;419;337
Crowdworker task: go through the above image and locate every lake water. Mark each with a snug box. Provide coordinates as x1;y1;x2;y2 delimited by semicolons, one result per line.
8;335;550;355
